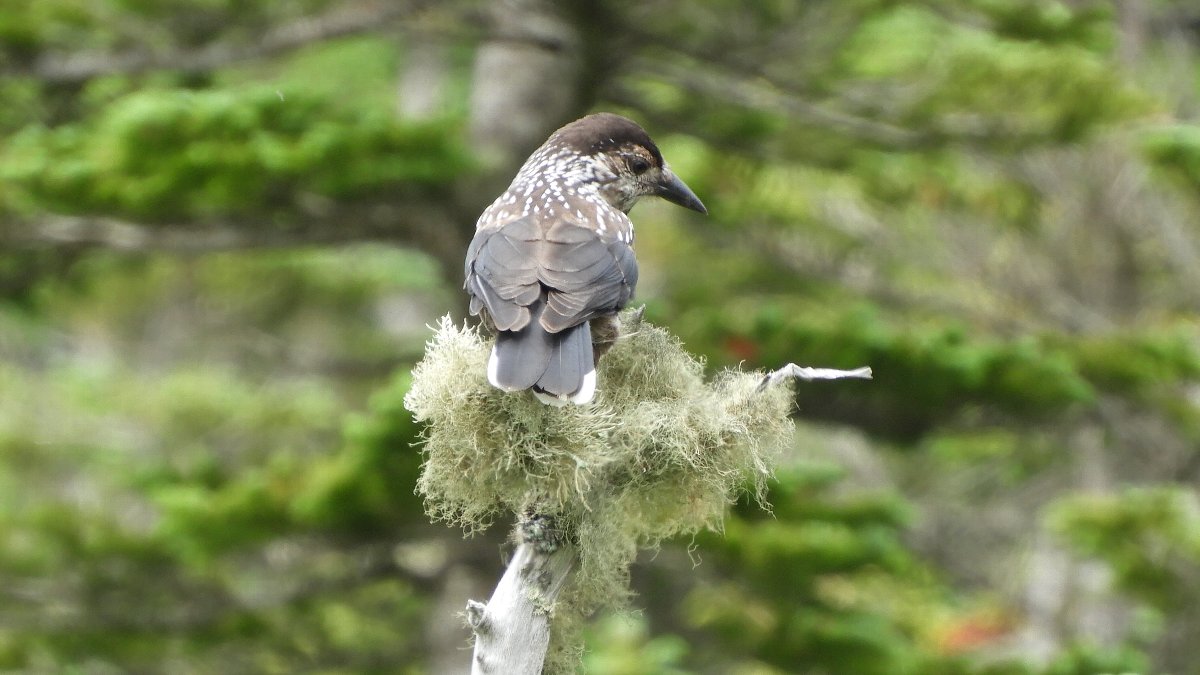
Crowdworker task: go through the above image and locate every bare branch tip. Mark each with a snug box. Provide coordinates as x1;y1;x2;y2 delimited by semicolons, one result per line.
757;362;873;391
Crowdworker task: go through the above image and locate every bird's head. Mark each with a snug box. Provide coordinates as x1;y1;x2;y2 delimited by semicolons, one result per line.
541;113;707;216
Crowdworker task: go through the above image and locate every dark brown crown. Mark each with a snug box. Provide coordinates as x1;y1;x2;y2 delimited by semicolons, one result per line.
548;113;664;166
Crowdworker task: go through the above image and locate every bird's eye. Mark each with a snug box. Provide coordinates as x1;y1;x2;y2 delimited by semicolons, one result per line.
629;156;651;175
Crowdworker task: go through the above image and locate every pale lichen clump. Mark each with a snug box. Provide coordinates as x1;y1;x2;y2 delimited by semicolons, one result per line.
404;310;795;668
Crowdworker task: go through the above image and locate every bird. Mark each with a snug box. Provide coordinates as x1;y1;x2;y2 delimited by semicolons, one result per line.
464;112;707;405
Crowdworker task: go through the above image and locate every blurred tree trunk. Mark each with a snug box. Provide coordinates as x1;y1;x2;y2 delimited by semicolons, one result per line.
1117;0;1146;66
397;35;452;122
467;0;584;171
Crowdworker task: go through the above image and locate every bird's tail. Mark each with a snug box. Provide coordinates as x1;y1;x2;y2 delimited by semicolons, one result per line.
487;303;596;405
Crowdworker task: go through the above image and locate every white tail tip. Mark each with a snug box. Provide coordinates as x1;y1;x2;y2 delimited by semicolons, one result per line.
532;368;597;406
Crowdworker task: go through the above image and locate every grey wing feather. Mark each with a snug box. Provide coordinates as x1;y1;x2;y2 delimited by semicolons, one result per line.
466;217;637;336
539;236;637;332
467;273;525;330
465;218;541;331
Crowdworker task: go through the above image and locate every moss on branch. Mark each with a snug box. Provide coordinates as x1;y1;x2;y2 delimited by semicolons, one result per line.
404;310;795;670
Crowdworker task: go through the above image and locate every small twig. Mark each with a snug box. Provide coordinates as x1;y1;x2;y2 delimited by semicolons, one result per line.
757;363;873;392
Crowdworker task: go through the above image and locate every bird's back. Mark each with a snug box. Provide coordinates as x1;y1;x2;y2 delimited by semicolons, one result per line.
463;113;705;405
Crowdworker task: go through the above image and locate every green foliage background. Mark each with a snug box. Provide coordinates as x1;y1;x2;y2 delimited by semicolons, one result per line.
3;1;1200;673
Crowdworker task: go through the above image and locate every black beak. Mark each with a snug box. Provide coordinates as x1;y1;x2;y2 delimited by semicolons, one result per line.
656;168;707;215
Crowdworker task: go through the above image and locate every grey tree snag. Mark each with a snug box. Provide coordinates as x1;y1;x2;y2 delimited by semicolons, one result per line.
468;515;577;675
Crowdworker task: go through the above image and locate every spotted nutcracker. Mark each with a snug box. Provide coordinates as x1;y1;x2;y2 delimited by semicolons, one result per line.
464;113;707;405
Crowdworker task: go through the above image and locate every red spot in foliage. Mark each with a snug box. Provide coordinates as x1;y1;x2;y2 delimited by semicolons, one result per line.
934;614;1014;654
724;335;758;362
